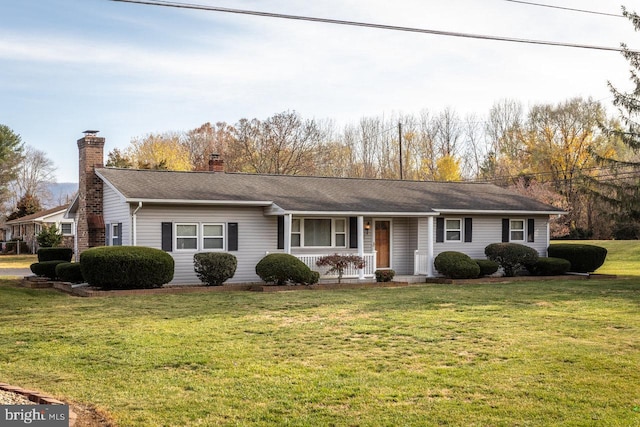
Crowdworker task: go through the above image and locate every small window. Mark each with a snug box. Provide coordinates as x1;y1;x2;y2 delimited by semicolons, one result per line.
176;224;198;250
445;219;462;242
291;219;301;247
334;219;346;247
203;224;224;250
60;223;73;235
510;220;525;242
112;223;122;246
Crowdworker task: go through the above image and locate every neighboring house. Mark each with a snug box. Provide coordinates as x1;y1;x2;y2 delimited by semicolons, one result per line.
5;204;75;253
67;132;564;284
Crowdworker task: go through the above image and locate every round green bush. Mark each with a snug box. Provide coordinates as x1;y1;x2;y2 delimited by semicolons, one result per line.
80;246;174;290
375;269;396;282
474;259;499;277
547;244;607;273
434;251;480;279
193;252;237;286
256;253;318;285
485;243;539;277
30;260;68;280
37;247;73;262
524;257;571;276
55;262;85;283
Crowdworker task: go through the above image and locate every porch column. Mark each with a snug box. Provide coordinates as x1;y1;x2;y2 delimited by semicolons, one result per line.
427;216;434;277
357;215;365;280
284;213;292;254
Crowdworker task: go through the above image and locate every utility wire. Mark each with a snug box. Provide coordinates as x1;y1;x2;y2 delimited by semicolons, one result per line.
503;0;623;18
110;0;638;53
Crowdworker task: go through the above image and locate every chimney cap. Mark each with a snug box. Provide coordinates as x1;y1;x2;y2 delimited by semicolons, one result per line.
83;130;100;135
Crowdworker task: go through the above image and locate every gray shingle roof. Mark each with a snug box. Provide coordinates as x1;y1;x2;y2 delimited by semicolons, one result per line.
96;168;563;214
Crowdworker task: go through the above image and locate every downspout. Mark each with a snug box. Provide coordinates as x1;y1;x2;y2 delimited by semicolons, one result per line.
131;202;142;246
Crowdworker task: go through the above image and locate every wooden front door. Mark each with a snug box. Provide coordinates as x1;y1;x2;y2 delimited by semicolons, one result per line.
375;220;391;268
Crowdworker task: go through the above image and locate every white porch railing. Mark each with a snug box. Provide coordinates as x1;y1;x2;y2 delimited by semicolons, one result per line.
295;253;377;278
414;249;431;275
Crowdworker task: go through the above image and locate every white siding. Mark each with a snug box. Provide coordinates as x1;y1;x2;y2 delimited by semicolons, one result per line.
427;215;550;259
103;185;130;245
391;217;418;275
135;205;276;284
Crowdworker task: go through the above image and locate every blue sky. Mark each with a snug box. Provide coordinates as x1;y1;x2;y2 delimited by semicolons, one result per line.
1;0;637;183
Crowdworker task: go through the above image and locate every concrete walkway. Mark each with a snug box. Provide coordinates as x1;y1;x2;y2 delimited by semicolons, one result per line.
0;269;32;277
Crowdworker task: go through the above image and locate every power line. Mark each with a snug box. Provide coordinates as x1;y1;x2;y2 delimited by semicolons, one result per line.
110;0;638;54
502;0;623;18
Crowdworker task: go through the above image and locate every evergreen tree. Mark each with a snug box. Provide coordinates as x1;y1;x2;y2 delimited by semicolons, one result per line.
6;192;42;221
593;7;640;238
0;125;24;209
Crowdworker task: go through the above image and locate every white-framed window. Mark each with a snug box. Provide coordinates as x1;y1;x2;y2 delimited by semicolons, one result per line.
510;220;525;242
292;218;348;248
445;218;462;242
334;219;346;247
112;223;122;246
291;219;301;247
176;224;198;250
60;223;73;235
202;224;224;250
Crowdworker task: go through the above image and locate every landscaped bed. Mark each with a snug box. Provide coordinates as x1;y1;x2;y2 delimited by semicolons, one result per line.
1;275;639;426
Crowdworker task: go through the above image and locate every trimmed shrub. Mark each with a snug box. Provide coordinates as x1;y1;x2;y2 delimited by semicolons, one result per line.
37;247;73;262
485;243;539;277
375;269;396;282
56;262;85;283
256;253;318;285
434;251;480;279
474;259;499;277
193;252;237;286
547;244;607;273
80;246;174;290
316;254;365;284
524;257;571;276
30;260;67;280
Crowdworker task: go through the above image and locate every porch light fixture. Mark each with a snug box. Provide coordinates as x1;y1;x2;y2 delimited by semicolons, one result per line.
364;221;371;234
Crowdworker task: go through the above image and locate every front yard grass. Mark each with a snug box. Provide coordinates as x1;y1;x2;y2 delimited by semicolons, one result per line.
0;254;37;269
1;277;639;426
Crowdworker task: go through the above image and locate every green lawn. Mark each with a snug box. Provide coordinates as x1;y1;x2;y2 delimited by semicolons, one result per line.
1;277;639;426
0;254;37;269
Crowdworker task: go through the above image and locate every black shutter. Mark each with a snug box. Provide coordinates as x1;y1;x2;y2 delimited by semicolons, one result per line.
161;222;173;252
349;217;358;248
116;222;123;246
228;223;238;251
502;219;510;242
277;216;284;250
527;218;535;242
464;217;473;243
105;224;111;246
436;217;445;243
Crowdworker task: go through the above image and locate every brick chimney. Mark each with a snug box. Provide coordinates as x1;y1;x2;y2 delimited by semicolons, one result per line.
208;153;224;172
77;130;105;254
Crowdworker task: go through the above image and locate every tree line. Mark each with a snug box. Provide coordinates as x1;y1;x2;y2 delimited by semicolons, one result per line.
2;9;639;240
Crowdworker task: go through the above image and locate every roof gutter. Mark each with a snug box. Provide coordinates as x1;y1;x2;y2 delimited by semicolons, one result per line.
433;209;567;215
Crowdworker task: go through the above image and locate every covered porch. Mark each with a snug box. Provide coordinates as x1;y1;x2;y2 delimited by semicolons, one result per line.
276;213;437;280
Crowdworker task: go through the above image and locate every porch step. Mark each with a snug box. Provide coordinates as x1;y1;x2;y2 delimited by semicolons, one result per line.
393;275;427;284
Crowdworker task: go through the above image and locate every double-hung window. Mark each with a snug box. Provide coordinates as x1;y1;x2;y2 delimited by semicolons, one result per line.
203;224;224;250
445;219;462;242
176;224;198;250
291;218;347;248
175;223;225;250
510;220;525;242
